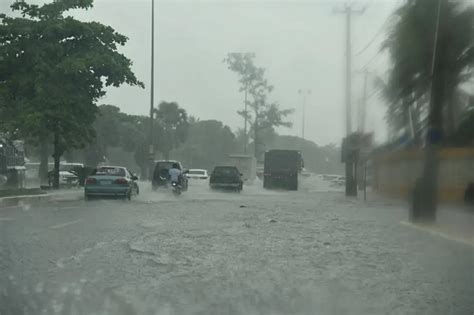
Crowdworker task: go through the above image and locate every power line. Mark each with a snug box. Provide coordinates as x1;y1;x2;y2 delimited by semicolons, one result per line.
366;86;380;101
357;0;404;68
362;49;382;69
355;18;389;56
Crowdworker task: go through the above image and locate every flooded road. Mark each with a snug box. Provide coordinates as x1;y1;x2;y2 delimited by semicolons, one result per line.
1;178;473;314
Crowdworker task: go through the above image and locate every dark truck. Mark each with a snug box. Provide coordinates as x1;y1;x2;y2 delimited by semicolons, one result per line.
263;150;303;191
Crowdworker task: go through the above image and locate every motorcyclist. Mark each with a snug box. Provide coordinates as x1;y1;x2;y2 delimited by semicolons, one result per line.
168;163;182;187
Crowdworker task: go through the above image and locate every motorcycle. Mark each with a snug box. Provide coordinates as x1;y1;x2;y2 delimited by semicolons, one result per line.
158;172;186;196
171;181;182;196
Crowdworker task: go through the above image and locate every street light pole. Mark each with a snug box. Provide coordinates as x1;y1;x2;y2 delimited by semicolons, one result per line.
149;0;155;180
298;89;311;140
244;82;248;154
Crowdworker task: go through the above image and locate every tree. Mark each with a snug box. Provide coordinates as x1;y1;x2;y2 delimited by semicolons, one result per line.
0;0;143;188
383;0;474;139
81;105;150;175
224;53;293;160
171;119;238;170
154;101;189;160
384;0;474;219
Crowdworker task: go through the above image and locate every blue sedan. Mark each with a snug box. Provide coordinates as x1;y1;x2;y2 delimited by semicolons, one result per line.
84;166;139;200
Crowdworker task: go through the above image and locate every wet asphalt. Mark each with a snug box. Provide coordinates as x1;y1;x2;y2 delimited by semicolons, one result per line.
0;178;473;315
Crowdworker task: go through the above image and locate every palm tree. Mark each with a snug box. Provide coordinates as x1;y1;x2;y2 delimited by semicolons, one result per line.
384;0;474;138
383;0;474;219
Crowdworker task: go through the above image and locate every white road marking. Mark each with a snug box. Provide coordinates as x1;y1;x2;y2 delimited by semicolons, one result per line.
48;219;82;230
400;221;474;247
0;217;15;222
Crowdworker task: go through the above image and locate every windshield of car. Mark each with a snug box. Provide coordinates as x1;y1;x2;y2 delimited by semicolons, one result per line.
155;162;177;171
213;167;239;176
93;167;125;177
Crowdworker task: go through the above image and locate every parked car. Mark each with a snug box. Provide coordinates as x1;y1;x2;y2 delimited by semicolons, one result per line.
209;166;243;192
152;160;188;191
47;162;83;187
330;176;346;187
301;168;312;177
84;166;139;200
186;169;209;180
59;163;83;186
256;166;264;180
323;174;340;181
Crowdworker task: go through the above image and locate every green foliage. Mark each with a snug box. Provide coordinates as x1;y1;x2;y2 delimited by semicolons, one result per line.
0;0;142;187
383;0;474;137
154;101;189;159
171;119;238;170
82;105;148;169
448;112;474;146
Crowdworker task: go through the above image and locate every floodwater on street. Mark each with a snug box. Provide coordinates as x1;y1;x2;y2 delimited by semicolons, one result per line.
0;177;473;315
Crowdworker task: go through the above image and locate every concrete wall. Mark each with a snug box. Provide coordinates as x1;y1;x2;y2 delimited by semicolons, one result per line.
374;148;474;202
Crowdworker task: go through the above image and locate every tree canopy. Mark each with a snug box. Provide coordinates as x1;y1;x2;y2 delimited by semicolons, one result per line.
154;101;189;160
383;0;474;142
0;0;143;187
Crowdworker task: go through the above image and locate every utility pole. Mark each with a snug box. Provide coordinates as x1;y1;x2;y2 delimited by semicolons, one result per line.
334;3;365;197
244;82;248;154
298;89;311;140
412;0;444;222
357;68;371;133
149;0;155;180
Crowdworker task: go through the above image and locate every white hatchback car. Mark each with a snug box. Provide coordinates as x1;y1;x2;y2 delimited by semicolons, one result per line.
186;169;209;180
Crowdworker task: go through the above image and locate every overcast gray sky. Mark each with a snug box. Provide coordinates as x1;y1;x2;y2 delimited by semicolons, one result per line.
4;0;403;145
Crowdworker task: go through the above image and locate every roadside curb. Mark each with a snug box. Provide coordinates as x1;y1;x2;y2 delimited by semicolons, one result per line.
0;191;84;208
0;194;52;208
400;220;474;247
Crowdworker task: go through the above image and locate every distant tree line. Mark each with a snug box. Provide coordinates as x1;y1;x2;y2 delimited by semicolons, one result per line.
63;105;343;177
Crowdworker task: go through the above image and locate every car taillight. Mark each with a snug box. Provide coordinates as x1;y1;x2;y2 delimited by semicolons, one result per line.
115;178;128;185
85;178;96;185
